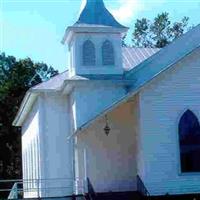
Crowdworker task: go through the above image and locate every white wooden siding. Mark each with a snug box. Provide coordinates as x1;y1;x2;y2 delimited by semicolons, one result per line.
139;48;200;195
40;93;73;197
22;94;74;198
22;99;41;198
73;83;126;130
76;100;139;193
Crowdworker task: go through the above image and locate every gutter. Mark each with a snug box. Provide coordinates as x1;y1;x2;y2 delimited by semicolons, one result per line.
12;91;38;126
13;41;200;128
66;87;137;140
67;45;200;139
12;91;32;126
12;88;65;127
13;78;132;127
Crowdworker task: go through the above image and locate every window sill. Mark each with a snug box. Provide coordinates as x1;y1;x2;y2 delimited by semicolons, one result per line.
178;172;200;176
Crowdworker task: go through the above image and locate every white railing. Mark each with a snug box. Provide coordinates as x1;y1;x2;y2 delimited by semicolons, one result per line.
0;178;86;199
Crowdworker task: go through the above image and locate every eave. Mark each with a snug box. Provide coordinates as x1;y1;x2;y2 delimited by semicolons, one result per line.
12;78;134;127
12;90;38;127
69;45;200;139
61;25;128;45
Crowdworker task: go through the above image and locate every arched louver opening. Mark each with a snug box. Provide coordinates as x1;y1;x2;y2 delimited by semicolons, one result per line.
178;110;200;172
102;40;115;66
82;40;96;66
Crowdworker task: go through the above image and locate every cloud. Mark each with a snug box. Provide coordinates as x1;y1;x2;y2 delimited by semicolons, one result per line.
110;0;143;23
78;0;165;24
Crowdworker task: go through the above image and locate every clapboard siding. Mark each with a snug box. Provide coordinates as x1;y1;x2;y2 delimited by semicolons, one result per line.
22;98;41;198
76;100;139;193
139;48;200;195
40;93;73;197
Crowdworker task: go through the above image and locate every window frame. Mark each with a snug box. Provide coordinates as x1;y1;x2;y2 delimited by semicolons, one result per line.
82;39;96;66
102;40;115;66
177;109;200;174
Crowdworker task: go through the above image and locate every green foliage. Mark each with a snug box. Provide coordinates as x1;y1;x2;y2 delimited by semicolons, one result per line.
0;52;58;184
132;12;190;48
122;34;128;47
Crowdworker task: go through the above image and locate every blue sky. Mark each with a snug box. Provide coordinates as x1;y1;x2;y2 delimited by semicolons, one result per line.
1;0;200;72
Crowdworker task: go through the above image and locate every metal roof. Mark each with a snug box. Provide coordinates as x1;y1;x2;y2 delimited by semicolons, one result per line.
74;25;200;135
122;47;160;71
13;25;200;127
75;0;126;29
30;47;159;91
32;70;69;91
125;24;200;83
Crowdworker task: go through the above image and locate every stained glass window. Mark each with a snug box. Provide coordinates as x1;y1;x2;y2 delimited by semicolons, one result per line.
179;110;200;172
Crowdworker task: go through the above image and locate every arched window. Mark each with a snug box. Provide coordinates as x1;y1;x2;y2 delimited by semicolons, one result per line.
82;40;96;66
102;40;115;65
178;110;200;172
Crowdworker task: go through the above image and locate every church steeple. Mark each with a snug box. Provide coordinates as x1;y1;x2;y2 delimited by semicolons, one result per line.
76;0;126;29
62;0;128;77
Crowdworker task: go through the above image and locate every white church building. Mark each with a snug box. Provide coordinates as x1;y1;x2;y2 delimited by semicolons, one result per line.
13;0;200;198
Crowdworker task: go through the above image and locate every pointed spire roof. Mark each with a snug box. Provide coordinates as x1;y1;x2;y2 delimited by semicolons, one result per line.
75;0;126;28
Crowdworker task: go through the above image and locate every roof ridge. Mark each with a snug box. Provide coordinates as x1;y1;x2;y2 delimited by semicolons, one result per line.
32;70;69;90
125;24;200;78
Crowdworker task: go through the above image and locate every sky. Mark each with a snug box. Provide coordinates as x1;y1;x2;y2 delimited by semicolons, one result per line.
1;0;200;72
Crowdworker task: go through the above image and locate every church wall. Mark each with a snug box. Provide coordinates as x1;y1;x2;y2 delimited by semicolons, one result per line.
139;48;200;195
73;83;126;131
22;98;41;198
39;93;74;197
76;99;139;193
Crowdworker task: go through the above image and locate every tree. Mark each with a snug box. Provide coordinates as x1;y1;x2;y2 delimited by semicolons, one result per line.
132;12;190;48
122;35;128;47
0;53;58;197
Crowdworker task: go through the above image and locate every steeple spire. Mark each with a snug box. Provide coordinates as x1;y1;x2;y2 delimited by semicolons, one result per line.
75;0;126;28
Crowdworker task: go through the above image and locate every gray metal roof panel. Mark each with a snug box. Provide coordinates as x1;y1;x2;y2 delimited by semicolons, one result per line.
31;47;159;90
122;47;160;71
32;70;69;90
125;24;200;80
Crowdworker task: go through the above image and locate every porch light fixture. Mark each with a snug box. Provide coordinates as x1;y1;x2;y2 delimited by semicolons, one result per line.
104;115;110;136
